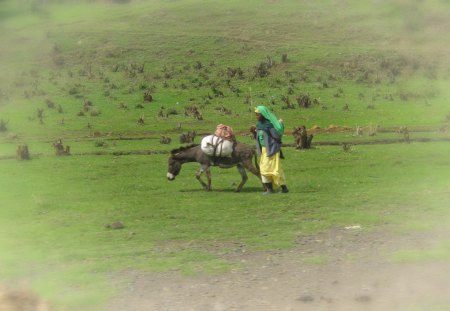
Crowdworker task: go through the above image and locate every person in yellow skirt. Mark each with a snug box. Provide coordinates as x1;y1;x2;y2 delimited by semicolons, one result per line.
253;105;289;194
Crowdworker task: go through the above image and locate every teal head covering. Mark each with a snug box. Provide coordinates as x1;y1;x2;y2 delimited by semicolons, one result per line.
255;105;284;137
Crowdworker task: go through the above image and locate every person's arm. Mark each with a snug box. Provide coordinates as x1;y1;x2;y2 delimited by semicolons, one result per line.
268;127;282;143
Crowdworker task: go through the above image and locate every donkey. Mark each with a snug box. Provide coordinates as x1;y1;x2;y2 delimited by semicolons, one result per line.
167;143;262;192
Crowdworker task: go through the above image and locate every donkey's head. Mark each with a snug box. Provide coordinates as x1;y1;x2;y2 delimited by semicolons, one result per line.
167;144;199;181
167;156;182;180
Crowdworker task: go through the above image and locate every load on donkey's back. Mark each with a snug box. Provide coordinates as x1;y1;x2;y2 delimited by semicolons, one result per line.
200;124;236;159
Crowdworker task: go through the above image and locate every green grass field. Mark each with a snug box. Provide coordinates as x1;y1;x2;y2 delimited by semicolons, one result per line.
1;0;449;310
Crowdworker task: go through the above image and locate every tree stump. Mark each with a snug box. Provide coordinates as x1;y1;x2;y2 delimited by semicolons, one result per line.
293;126;313;149
17;144;30;160
53;139;70;156
399;126;410;143
179;131;196;144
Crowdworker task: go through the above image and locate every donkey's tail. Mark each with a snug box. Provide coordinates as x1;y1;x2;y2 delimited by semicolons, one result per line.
254;152;260;173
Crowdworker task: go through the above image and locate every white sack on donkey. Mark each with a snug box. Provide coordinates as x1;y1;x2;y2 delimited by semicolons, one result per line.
201;135;234;157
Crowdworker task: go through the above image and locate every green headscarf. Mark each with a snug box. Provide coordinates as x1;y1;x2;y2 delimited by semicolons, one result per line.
255;105;284;137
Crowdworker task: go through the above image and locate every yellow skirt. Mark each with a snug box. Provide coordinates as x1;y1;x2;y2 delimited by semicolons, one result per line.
259;147;286;189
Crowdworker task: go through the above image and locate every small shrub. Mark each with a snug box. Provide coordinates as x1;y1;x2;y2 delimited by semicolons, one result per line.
143;91;153;102
139;81;149;90
297;94;312;108
90;108;101;117
167;108;178;116
193;61;203;70
342;143;352;152
16;144;30;160
137;115;145;125
45;99;55;109
0;119;8;132
36;108;44;124
255;62;269;78
95;140;106;147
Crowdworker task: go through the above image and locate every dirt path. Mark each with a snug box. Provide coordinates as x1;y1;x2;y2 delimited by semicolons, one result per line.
107;227;450;311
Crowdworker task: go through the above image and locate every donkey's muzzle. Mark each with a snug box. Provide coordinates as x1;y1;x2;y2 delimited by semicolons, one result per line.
167;172;175;181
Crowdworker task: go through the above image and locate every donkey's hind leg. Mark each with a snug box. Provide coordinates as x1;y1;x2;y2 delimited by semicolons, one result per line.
235;164;248;192
196;164;212;191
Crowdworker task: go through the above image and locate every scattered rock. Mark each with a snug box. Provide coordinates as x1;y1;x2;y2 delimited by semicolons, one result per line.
320;296;333;303
297;295;314;303
345;225;362;230
106;222;124;230
355;295;372;303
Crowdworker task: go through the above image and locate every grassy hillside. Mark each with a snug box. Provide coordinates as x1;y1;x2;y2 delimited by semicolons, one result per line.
1;0;449;142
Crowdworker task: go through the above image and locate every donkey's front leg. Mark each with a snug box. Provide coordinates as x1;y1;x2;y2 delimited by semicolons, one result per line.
195;165;211;191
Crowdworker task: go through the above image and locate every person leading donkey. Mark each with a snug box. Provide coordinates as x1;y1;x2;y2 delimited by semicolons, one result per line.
253;105;289;194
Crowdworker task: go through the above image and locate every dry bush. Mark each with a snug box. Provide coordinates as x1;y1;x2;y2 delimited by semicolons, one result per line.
0;119;8;132
184;105;203;120
53;139;70;156
89;108;101;117
296;94;312;108
211;86;224;97
137;115;145;125
45;99;55;109
160;136;172;144
36;108;44;124
179;131;196;144
398;126;410;143
83;99;93;111
214;105;232;115
143;90;153;102
342;143;352;152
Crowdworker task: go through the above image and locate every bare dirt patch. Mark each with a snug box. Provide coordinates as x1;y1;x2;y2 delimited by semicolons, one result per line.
0;286;52;311
106;227;450;311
